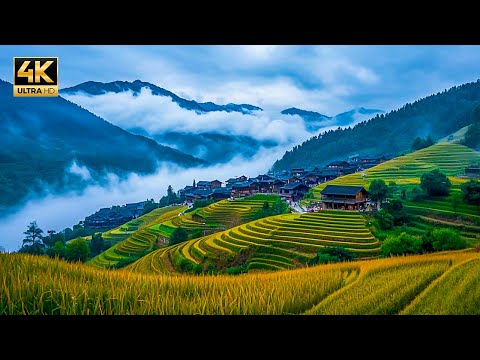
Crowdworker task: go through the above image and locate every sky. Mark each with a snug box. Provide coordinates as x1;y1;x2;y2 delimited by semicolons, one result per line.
1;45;480;251
1;45;480;115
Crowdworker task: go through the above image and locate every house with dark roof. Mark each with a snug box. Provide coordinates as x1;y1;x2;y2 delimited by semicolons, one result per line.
212;187;232;200
327;160;350;169
465;164;480;178
197;181;212;188
280;181;310;202
291;168;305;176
210;180;222;188
320;185;368;210
231;180;257;197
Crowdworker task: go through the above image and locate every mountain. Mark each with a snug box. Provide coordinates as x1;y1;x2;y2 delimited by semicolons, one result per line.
272;80;480;171
60;80;263;115
0;79;205;213
129;129;277;164
281;106;384;131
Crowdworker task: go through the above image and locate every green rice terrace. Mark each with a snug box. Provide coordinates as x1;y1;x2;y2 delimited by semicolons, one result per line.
88;205;186;269
128;210;380;274
308;142;480;245
89;194;280;269
149;194;279;239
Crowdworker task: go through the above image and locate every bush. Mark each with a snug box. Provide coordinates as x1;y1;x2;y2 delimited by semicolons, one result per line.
65;237;90;262
431;228;466;251
409;185;425;201
169;227;189;246
420;169;451;197
225;266;246;275
310;246;355;265
377;209;394;230
381;232;423;256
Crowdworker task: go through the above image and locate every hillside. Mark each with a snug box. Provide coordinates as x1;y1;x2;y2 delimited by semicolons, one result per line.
2;250;479;314
90;194;281;269
309;142;480;244
273;80;480;171
0;79;205;213
60;80;263;115
281;107;383;132
88;205;185;269
129;210;380;274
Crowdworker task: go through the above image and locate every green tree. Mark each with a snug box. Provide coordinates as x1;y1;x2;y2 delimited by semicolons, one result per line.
19;221;45;255
22;221;43;247
409;185;425;201
462;105;480;149
420;169;451;196
65;237;90;262
377;209;394;229
169;227;189;246
431;228;466;251
262;201;270;210
460;179;480;210
46;241;66;259
381;232;423;256
141;199;159;215
42;230;65;248
90;232;104;256
311;246;355;265
369;179;389;209
450;192;462;215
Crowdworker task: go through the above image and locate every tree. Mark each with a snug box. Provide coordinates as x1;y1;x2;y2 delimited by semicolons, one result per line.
460;179;480;210
90;232;104;257
141;199;159;215
411;135;434;151
450;192;462;215
377;209;394;229
420;169;451;196
22;221;44;247
369;179;388;209
310;246;355;264
262;201;270;210
462;105;480;149
409;185;425;201
42;230;65;248
169;227;189;246
159;185;180;207
431;228;466;251
381;232;423;256
47;241;66;259
65;237;90;262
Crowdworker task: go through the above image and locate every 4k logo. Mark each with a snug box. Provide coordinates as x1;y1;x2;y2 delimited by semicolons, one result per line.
13;57;58;97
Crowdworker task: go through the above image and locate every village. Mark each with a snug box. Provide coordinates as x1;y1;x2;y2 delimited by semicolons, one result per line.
177;154;389;211
83;154;389;229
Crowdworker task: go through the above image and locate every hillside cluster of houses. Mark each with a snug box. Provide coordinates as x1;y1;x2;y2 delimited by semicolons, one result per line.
178;155;388;204
84;201;147;229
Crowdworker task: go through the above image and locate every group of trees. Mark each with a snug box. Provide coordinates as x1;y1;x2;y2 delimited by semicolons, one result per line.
462;104;480;149
382;228;466;256
253;199;290;220
273;80;480;171
18;221;110;262
411;135;434;151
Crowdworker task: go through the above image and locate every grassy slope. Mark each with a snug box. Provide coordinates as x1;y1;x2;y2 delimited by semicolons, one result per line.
87;205;185;268
2;250;479;314
128;210;380;274
308;143;480;243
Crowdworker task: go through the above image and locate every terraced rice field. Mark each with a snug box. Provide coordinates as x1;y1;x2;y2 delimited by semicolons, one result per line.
129;210;380;274
3;250;479;314
88;206;185;269
151;194;280;239
311;143;480;196
98;205;184;245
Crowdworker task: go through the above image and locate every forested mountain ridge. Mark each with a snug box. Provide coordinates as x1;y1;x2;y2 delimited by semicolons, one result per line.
272;80;480;171
0;79;205;213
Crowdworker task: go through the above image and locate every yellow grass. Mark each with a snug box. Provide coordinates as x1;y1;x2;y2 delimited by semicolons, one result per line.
1;250;479;315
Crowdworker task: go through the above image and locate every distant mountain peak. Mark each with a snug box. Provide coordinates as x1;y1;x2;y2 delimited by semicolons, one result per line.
61;80;263;115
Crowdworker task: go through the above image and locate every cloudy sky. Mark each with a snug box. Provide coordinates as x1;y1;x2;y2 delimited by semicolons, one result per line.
2;45;480;115
2;45;480;251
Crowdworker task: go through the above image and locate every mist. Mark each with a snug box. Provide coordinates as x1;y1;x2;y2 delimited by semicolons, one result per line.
63;88;313;145
0;145;288;252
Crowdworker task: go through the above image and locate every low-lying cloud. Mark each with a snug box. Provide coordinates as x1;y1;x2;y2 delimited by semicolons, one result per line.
0;145;289;252
63;88;313;145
